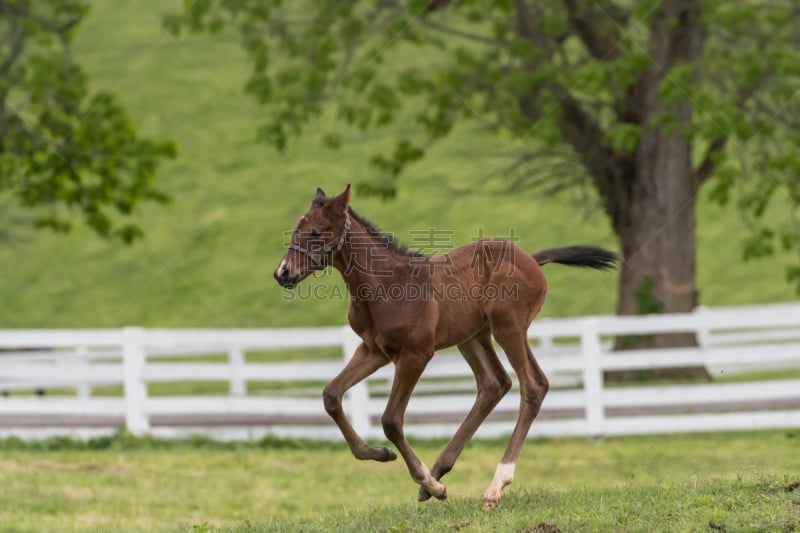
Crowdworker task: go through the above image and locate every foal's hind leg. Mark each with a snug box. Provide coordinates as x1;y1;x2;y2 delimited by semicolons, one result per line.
382;351;447;499
419;333;511;501
323;343;395;462
483;323;549;509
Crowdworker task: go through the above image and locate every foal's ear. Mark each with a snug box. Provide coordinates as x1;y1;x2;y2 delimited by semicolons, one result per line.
311;187;327;207
327;184;352;214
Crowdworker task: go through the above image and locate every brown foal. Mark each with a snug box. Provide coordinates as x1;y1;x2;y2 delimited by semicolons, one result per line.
274;185;617;509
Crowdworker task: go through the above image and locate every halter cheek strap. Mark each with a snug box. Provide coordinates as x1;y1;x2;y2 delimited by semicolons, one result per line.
288;212;351;268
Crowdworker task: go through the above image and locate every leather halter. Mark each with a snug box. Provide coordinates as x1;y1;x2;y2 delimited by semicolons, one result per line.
288;212;351;268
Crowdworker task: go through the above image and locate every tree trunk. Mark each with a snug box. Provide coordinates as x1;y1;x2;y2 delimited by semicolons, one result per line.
610;144;709;380
608;1;711;380
614;131;700;347
517;1;711;380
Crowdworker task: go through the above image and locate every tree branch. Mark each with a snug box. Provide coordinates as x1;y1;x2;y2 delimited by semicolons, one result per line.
513;0;536;43
562;0;624;61
692;77;767;185
338;4;390;80
510;0;633;222
414;17;503;45
693;137;727;185
0;13;24;151
1;1;81;35
557;95;611;176
511;0;561;121
422;0;451;13
558;93;636;226
32;13;81;34
1;15;25;75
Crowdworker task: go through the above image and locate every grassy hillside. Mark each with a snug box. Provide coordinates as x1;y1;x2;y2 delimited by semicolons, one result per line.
0;0;794;328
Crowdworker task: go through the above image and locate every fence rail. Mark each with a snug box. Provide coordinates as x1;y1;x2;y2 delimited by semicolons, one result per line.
1;302;800;441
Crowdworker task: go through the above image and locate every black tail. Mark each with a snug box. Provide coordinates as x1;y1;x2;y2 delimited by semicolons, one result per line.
533;245;618;271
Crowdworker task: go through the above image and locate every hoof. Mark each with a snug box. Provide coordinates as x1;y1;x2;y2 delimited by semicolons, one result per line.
425;480;446;501
371;446;397;462
419;467;449;501
482;498;499;511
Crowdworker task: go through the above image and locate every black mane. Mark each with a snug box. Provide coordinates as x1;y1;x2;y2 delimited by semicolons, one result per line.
347;207;425;258
311;195;424;257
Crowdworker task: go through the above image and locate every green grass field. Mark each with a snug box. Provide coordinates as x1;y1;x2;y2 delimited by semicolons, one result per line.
0;430;798;532
2;6;798;532
0;0;796;330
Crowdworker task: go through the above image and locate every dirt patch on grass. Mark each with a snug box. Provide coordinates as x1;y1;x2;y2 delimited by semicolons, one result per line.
520;522;561;533
0;459;25;472
33;460;100;472
28;458;135;474
62;485;93;502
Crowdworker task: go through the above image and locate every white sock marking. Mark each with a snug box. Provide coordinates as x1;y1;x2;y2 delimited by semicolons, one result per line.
484;462;516;505
495;462;515;484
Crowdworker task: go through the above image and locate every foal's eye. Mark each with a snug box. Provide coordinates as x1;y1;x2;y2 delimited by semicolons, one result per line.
310;228;321;237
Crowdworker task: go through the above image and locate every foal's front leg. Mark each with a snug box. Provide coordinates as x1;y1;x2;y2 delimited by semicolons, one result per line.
322;343;395;462
382;352;447;499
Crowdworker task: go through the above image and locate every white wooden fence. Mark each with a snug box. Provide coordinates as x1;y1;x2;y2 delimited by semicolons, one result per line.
1;302;800;441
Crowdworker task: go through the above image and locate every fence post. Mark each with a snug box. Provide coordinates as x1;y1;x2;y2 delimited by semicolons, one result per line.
342;327;371;437
695;305;710;348
122;327;149;435
75;345;90;399
580;318;604;437
229;345;247;397
539;335;554;353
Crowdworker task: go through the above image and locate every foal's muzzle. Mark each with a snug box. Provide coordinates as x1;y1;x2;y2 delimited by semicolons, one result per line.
274;264;299;289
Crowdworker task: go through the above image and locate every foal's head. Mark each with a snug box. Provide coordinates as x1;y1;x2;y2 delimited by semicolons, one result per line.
274;185;352;288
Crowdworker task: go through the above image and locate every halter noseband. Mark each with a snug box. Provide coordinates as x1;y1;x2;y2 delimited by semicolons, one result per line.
288;212;351;268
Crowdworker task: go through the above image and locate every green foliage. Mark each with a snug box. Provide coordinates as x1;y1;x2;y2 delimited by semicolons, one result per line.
167;0;800;293
616;275;664;349
1;0;797;328
0;0;175;241
635;276;663;315
694;1;800;286
787;264;800;294
166;0;579;197
607;123;640;154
